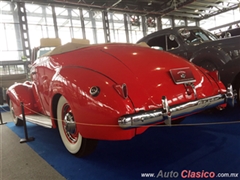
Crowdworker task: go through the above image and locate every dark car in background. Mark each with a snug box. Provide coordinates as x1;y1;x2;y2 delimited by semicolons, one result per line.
138;26;240;102
216;26;240;38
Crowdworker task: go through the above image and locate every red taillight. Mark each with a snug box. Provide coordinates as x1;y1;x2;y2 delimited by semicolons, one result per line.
114;83;128;99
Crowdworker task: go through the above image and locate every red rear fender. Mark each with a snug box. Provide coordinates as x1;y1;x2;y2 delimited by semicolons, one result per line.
50;67;136;140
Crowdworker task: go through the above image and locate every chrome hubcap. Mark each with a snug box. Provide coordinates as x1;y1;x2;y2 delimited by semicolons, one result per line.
64;112;76;134
62;105;78;144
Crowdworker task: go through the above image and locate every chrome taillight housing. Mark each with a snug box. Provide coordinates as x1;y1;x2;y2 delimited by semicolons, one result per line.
114;83;128;99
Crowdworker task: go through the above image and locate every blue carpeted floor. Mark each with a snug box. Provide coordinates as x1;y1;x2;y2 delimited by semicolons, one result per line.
6;106;240;180
0;104;10;112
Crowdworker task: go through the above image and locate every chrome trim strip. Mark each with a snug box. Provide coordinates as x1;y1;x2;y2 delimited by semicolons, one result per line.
118;84;235;129
19;114;52;128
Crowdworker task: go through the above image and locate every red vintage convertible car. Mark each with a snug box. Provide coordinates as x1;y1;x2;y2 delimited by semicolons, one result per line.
7;39;235;157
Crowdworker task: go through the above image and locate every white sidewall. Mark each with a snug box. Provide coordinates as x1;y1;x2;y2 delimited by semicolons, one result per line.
57;96;82;154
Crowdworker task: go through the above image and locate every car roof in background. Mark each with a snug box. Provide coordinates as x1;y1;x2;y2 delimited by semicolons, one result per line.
138;26;205;42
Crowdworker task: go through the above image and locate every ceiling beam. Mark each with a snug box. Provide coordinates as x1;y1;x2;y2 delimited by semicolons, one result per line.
167;12;200;18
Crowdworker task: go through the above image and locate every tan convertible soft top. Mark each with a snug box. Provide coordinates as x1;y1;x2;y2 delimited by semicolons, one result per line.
43;42;90;56
42;38;90;56
41;38;150;57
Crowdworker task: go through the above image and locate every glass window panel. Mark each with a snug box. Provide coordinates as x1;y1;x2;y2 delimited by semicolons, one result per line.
72;19;81;27
0;1;14;22
129;29;143;43
0;1;14;23
1;2;11;11
146;16;158;34
26;3;55;47
0;2;22;61
16;65;25;74
94;11;103;43
28;24;56;47
45;6;52;15
83;9;102;43
162;18;172;29
25;4;42;13
27;16;42;24
147;26;157;35
112;22;124;30
0;51;22;61
45;17;54;26
28;24;44;47
94;11;102;19
82;9;89;18
54;7;84;41
55;7;76;43
58;27;72;44
200;16;215;29
200;9;239;30
112;13;124;21
84;20;92;28
71;9;80;17
187;19;196;26
0;66;3;75
108;13;126;42
72;27;83;39
129;15;143;43
0;14;14;23
233;9;240;21
2;65;9;75
96;28;105;43
25;4;53;26
5;23;19;50
118;30;127;42
0;23;7;50
55;7;68;16
174;19;185;27
85;27;94;44
0;1;14;24
96;21;103;28
215;10;234;27
9;65;16;74
110;29;127;42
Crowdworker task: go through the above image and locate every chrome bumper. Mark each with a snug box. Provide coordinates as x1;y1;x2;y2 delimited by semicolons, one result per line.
118;84;236;129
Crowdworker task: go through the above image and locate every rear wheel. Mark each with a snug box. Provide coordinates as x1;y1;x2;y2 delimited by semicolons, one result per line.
199;61;217;71
9;100;23;126
57;96;98;157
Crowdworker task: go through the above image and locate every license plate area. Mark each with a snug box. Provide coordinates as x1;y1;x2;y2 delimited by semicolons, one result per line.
170;67;196;84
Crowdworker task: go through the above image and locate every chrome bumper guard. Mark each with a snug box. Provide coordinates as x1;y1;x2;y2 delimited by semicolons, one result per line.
118;84;236;129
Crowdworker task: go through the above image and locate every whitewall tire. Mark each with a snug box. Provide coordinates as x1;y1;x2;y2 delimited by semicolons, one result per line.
57;96;98;157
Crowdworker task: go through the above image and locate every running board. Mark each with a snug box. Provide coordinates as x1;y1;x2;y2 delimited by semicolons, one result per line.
19;114;52;128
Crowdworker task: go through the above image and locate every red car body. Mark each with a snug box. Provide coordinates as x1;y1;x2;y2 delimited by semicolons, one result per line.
7;41;235;157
